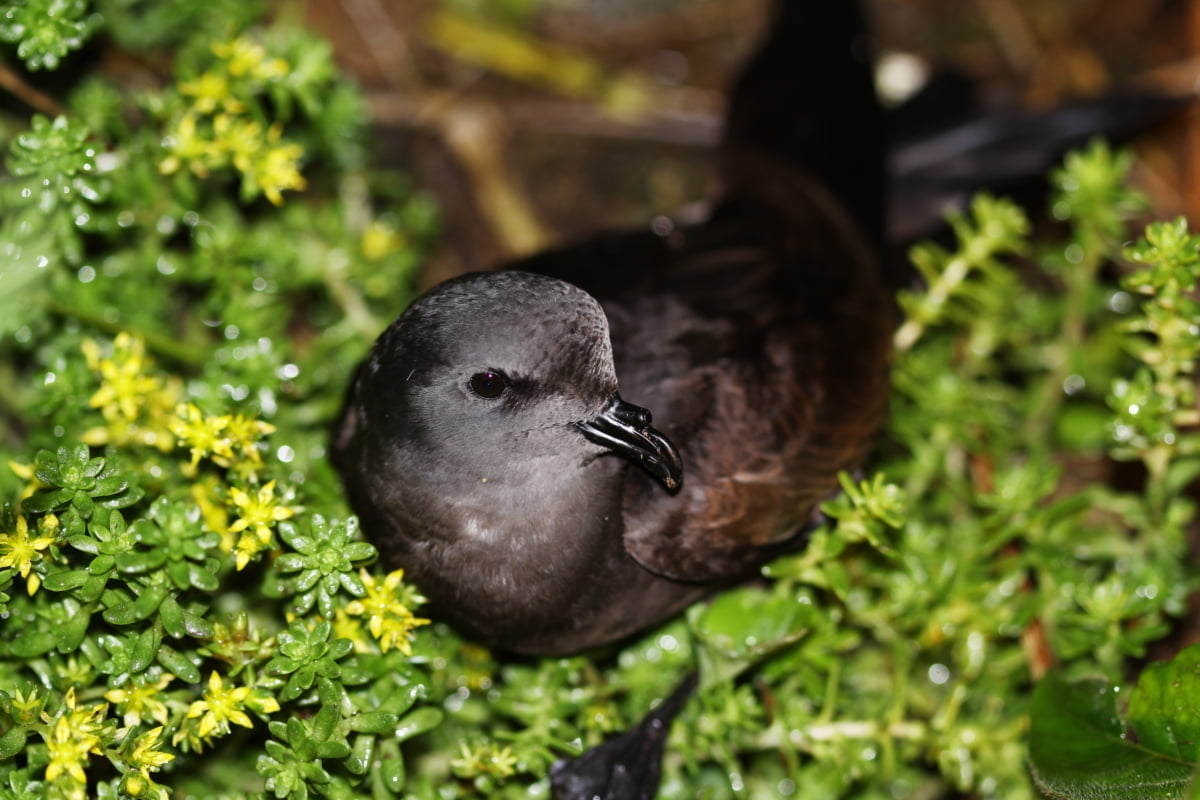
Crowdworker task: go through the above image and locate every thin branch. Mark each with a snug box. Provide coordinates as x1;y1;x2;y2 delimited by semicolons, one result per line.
0;60;66;118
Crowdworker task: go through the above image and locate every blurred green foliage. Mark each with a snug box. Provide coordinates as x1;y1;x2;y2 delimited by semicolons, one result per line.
0;3;1195;800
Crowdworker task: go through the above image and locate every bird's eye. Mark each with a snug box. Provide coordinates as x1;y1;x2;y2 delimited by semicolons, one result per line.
470;370;507;399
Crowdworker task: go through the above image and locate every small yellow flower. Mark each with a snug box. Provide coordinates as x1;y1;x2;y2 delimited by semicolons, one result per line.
128;726;175;771
184;671;254;741
332;607;372;653
179;70;244;115
44;687;108;733
160;111;220;177
105;673;175;727
120;726;175;798
45;716;93;786
226;480;293;570
217;113;264;176
253;137;307;206
81;334;180;451
0;514;55;595
217;117;307;207
344;569;429;655
225;414;275;464
85;333;159;423
227;480;293;542
451;740;519;780
212;36;289;80
41;689;108;790
361;219;406;261
171;404;234;468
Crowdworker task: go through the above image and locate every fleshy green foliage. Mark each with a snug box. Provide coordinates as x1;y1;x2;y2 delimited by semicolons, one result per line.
0;0;100;70
1023;167;1200;800
0;5;443;799
0;5;1194;800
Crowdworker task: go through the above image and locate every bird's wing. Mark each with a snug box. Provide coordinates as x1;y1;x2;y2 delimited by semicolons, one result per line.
607;169;893;583
516;160;892;584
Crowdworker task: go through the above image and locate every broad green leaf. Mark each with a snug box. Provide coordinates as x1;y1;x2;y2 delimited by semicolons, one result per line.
392;707;443;742
1029;672;1197;799
0;727;27;759
157;644;201;684
56;604;91;652
688;583;811;687
1129;644;1200;763
41;569;90;592
8;629;55;658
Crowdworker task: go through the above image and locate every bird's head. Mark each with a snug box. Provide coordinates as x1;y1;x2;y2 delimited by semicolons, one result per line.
346;270;682;495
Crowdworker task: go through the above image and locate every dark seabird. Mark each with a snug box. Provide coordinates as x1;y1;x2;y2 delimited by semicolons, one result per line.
331;0;894;656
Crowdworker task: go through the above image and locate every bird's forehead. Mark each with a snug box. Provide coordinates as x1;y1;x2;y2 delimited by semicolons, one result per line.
404;271;616;381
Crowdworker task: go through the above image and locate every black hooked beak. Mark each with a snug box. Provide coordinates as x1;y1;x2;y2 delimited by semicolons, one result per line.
576;394;683;491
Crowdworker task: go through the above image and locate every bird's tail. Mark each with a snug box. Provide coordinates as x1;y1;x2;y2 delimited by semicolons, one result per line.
719;0;884;250
888;91;1188;243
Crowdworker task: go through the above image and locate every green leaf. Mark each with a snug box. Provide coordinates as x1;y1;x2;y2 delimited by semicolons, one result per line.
1029;672;1197;799
79;573;108;603
181;608;214;639
688;584;812;687
347;710;400;736
130;625;161;673
158;594;185;638
282;667;315;702
374;738;405;794
312;703;339;743
343;542;375;562
56;603;91;652
116;551;162;574
157;644;201;684
104;581;168;625
41;569;90;592
345;734;373;776
186;562;220;592
315;740;352;760
391;707;443;742
8;629;55;658
0;726;28;758
1128;644;1200;763
20;488;69;514
275;554;307;573
88;554;115;575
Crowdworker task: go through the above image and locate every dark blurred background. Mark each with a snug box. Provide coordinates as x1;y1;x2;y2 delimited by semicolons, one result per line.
301;0;1198;286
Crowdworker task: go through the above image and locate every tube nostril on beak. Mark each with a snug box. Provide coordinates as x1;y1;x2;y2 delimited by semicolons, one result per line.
611;394;653;428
